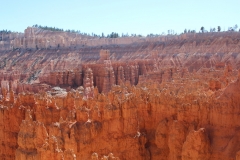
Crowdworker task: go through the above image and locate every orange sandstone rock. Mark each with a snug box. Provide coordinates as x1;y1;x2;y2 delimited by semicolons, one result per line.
0;30;240;160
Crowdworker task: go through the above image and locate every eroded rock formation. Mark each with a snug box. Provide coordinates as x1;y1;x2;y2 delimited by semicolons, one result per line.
0;28;240;159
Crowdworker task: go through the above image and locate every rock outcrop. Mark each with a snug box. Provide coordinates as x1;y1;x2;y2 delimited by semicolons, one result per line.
0;28;240;160
182;128;211;160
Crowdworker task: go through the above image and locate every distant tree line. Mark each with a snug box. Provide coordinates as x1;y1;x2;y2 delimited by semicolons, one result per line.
0;30;12;34
105;32;143;38
198;24;238;33
107;32;119;38
147;33;161;37
121;33;143;37
184;29;196;33
31;24;240;39
2;24;240;41
227;24;238;32
32;24;80;33
32;24;145;38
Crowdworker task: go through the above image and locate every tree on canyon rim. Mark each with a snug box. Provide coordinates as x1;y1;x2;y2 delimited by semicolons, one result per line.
201;26;205;33
218;26;221;32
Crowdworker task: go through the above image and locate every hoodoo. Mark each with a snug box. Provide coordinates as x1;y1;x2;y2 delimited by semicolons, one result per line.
1;27;240;159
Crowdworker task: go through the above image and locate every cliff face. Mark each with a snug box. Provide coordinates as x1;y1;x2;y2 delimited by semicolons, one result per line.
0;30;240;159
1;32;240;94
1;71;240;160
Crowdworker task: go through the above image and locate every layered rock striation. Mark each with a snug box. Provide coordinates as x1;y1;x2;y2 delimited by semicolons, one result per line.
0;29;240;159
0;69;240;159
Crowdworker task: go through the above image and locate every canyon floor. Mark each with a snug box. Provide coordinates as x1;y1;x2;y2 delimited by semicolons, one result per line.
1;28;240;159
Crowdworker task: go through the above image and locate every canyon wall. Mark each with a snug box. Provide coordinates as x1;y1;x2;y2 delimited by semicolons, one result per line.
1;68;240;159
1;27;240;50
0;29;240;159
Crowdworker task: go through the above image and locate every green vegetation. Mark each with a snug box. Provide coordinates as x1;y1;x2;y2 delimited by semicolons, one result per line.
228;24;238;31
210;28;216;32
183;29;196;33
32;24;83;34
32;24;146;38
107;32;119;38
0;30;12;34
28;24;238;39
